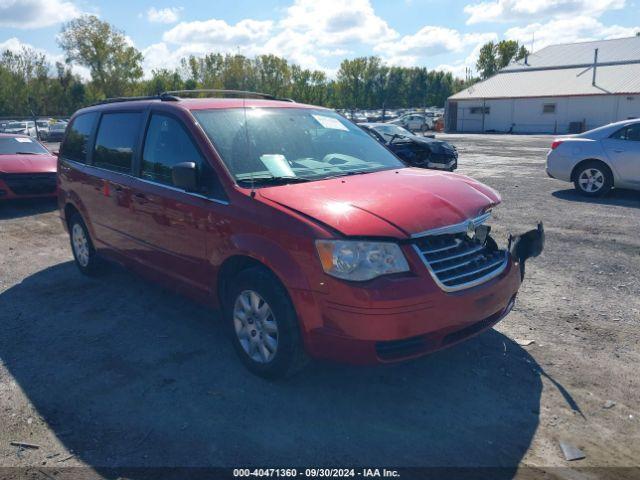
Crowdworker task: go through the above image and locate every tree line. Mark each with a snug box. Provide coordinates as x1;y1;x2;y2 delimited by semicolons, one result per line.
1;15;479;117
1;15;532;117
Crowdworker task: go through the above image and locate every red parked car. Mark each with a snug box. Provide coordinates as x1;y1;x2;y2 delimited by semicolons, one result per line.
0;133;58;200
57;91;543;378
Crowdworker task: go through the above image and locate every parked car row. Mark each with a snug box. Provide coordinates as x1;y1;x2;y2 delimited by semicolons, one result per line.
0;118;68;141
337;107;444;131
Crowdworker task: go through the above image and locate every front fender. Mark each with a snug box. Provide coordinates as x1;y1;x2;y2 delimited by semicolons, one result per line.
227;233;315;293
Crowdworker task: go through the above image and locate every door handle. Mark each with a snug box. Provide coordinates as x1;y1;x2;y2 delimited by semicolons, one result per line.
133;192;149;204
114;185;123;192
613;149;624;153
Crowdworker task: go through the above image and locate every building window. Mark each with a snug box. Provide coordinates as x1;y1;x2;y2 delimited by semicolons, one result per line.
542;103;556;114
469;106;490;115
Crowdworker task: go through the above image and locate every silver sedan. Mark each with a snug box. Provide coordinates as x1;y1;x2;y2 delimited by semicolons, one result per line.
546;119;640;196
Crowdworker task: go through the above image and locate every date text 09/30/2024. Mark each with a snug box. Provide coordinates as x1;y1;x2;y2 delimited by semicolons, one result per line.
233;468;400;478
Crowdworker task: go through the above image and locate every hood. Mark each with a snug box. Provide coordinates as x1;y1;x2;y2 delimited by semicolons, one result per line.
0;154;57;174
258;168;500;238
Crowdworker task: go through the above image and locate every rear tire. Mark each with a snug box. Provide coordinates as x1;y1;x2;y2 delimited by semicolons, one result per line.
225;267;308;379
573;160;612;197
68;212;103;276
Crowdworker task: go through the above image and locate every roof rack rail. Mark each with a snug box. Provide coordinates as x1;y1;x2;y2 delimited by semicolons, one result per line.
162;89;295;102
91;93;179;106
91;89;296;107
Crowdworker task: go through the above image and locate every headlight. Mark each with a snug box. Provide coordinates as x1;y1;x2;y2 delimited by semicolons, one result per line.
315;240;410;281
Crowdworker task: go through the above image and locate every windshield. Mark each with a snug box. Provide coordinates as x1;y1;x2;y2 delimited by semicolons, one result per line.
0;137;49;155
193;108;403;186
372;124;412;139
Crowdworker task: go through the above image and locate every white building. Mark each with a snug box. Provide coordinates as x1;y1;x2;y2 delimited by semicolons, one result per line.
446;36;640;134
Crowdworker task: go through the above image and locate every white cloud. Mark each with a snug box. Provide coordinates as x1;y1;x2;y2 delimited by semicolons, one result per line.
146;0;396;75
163;18;273;47
464;0;625;24
280;0;397;46
0;36;90;79
146;6;182;24
504;16;640;51
376;27;496;67
0;0;80;29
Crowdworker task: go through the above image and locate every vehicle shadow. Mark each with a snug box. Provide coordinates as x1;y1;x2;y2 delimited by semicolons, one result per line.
0;262;547;477
552;188;640;208
0;197;58;220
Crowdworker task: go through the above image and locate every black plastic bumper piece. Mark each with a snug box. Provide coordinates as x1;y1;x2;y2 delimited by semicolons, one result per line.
509;222;545;280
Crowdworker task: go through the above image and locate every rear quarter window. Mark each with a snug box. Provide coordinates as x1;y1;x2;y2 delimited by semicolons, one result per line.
60;113;97;163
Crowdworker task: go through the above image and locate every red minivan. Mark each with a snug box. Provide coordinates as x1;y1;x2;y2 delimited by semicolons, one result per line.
58;91;543;378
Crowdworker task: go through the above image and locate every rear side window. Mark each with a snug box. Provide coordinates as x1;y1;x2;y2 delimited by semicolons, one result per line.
142;114;203;185
93;112;141;173
611;124;640;141
60;113;97;163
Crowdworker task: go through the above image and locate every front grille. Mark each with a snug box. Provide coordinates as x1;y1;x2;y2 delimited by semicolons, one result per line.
413;218;507;292
427;152;454;164
1;173;57;195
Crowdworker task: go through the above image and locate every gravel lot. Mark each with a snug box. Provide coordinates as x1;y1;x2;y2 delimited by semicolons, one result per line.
0;134;639;479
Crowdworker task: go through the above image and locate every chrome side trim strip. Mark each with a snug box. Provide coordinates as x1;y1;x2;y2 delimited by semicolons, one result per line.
410;211;491;238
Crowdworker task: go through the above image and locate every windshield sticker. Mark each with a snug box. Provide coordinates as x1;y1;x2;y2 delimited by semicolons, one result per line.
260;154;296;178
15;138;32;143
312;115;349;131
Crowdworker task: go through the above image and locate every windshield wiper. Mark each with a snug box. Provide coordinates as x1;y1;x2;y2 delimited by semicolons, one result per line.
321;170;375;180
237;176;311;187
15;152;38;155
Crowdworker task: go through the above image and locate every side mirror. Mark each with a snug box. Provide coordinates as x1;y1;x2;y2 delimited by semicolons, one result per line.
172;162;197;191
52;150;59;157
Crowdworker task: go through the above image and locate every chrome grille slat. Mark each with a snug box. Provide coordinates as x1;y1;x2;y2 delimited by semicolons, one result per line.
412;213;508;292
439;257;506;283
426;243;485;264
433;256;480;274
422;238;462;254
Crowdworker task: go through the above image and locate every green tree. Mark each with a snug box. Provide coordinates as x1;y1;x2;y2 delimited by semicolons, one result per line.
58;14;143;98
516;45;529;61
496;40;519;68
476;42;498;79
477;40;529;78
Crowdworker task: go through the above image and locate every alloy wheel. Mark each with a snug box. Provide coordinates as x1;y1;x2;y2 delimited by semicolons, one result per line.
578;168;605;193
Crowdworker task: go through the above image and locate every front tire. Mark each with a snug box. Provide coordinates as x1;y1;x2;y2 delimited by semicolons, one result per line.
68;213;102;276
573;161;612;197
225;267;307;379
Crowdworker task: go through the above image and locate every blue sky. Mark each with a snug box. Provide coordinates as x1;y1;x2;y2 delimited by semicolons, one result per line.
1;0;638;79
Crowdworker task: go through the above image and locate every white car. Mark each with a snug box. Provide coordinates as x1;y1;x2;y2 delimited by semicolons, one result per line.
388;114;433;132
4;120;37;138
546;119;640;196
